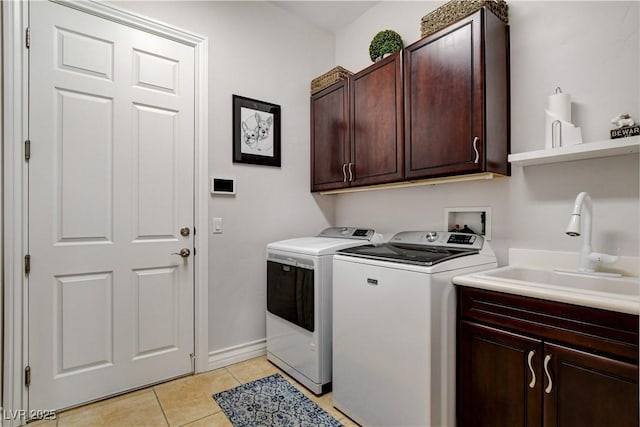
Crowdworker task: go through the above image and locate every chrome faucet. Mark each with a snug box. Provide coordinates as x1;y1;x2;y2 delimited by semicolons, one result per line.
564;192;619;276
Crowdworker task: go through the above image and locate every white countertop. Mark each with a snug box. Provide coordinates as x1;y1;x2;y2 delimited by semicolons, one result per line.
453;248;640;315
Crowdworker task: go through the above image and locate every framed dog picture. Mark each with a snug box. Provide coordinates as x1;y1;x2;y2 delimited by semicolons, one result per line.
233;95;281;167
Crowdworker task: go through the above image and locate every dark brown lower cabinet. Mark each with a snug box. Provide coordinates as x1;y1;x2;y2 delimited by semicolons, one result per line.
458;287;639;427
544;343;638;427
459;321;542;427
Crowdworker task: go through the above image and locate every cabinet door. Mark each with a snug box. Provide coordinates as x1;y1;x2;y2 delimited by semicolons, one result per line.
404;9;510;179
459;321;542;427
404;12;484;179
543;343;639;427
310;80;349;192
350;52;404;186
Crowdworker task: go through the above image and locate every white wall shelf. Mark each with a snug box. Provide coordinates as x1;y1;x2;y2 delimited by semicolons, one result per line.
508;135;639;166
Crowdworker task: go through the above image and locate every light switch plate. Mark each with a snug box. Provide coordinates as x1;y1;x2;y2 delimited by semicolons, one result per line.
212;218;223;234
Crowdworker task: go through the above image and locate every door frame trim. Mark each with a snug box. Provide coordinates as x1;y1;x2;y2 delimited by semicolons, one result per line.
2;0;30;422
2;1;209;421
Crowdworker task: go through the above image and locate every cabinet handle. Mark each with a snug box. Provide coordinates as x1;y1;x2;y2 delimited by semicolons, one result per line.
544;354;553;394
527;350;536;388
342;163;347;182
472;137;480;164
348;163;354;182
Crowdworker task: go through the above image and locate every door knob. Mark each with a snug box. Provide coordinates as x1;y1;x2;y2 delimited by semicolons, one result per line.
180;227;190;237
172;248;191;258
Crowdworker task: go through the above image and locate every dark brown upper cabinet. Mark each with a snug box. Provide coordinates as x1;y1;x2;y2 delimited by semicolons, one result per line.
349;52;404;187
404;8;510;179
310;53;403;192
310;79;350;192
310;7;509;192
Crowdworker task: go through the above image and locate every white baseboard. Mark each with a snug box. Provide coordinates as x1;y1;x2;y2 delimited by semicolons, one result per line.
207;339;266;371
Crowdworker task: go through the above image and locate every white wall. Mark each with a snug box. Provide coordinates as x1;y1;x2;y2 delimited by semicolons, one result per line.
112;1;337;353
110;1;639;358
334;1;640;265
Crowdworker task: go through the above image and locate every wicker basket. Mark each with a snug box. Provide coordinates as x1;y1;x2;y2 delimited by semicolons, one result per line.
310;66;352;94
421;0;508;39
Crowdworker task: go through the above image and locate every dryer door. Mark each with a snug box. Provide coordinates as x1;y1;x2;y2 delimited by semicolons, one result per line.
267;261;314;332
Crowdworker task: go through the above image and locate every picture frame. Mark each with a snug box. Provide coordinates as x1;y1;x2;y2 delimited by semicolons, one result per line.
233;95;281;167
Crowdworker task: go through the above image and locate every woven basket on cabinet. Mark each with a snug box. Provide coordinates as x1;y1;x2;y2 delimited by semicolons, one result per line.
310;66;352;95
420;0;508;38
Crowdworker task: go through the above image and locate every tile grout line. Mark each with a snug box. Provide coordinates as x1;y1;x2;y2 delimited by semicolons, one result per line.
210;367;239;425
152;387;171;427
176;412;211;427
223;366;243;385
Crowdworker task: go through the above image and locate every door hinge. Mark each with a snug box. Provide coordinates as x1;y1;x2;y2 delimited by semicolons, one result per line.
25;27;30;49
25;366;31;387
25;140;31;161
190;353;195;371
25;254;31;275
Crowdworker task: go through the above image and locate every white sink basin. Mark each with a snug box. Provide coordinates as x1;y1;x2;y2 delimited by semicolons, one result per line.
454;266;640;314
484;267;639;296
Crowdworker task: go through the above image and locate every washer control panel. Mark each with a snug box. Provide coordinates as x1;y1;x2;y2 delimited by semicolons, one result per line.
447;233;477;245
390;231;483;250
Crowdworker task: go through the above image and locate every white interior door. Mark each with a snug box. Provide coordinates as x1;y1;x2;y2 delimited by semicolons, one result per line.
28;0;196;411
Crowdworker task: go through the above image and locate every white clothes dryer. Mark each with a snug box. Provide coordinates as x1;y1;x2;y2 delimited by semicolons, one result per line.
266;227;380;394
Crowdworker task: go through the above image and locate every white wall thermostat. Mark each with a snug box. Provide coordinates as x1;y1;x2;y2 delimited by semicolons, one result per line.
210;177;236;195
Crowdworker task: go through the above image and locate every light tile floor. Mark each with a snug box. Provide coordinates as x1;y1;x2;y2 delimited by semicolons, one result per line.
29;356;359;427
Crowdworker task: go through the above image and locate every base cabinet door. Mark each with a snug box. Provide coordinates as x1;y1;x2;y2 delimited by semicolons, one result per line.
459;321;542;427
543;343;639;427
458;287;639;427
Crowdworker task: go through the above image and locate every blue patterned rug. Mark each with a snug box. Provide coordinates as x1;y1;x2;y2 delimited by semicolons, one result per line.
213;373;343;427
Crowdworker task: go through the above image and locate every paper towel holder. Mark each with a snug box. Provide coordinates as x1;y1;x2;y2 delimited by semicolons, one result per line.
552;120;562;147
552;85;564;148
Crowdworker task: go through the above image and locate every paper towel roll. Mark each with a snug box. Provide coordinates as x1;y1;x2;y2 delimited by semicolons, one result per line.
547;92;571;123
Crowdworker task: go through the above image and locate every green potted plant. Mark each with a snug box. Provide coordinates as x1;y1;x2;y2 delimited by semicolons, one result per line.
369;29;404;62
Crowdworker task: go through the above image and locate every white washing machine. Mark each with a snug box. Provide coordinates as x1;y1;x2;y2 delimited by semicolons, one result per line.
332;231;497;426
266;227;380;394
